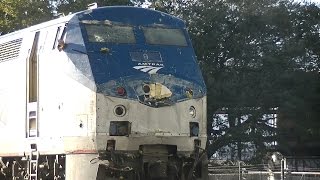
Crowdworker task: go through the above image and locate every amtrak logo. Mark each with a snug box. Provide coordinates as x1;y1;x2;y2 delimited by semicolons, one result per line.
133;65;164;74
133;63;164;74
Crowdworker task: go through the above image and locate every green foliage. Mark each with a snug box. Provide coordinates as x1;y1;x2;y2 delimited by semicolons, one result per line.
0;0;52;34
0;0;136;34
178;0;320;159
55;0;133;15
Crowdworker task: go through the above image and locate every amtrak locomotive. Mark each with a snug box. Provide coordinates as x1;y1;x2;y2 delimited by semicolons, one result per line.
0;6;207;180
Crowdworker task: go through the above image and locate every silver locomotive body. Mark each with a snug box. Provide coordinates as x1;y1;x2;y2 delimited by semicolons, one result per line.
0;6;207;180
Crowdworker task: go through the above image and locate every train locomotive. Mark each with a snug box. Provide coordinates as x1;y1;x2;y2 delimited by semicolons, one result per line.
0;6;207;180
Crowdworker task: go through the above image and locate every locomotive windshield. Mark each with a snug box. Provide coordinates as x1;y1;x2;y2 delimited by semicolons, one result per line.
82;21;188;46
142;27;188;46
84;24;136;44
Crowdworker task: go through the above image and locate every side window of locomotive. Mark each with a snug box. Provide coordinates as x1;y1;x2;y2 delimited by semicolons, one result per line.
52;24;67;50
59;24;67;40
84;24;135;44
52;26;61;49
142;27;188;46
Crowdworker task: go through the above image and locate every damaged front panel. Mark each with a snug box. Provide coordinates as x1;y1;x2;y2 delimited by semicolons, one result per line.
96;74;205;108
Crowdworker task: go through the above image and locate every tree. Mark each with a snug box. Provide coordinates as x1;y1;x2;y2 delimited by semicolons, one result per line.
55;0;133;15
178;0;320;160
0;0;52;34
0;0;135;34
277;71;320;156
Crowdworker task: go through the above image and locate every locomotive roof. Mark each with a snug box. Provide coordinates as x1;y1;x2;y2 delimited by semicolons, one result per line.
76;6;186;27
0;6;185;41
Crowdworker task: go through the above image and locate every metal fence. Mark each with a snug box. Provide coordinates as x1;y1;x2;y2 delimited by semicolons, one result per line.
209;172;320;180
208;163;320;180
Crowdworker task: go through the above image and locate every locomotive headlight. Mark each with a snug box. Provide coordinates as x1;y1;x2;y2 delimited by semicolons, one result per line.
114;105;126;117
189;106;196;118
143;84;151;94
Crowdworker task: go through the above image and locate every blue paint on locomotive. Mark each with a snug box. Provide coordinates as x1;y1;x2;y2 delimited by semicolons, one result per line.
65;7;206;102
77;6;185;27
